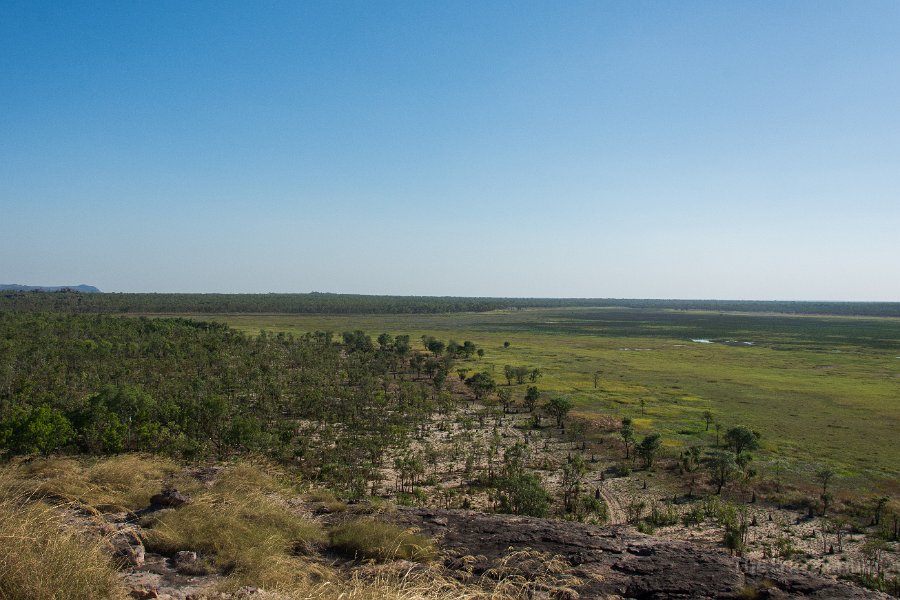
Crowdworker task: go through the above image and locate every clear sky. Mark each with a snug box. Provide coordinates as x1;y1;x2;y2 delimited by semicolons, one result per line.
1;1;898;300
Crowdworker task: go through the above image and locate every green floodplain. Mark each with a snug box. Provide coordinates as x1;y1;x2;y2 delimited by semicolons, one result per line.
198;307;900;494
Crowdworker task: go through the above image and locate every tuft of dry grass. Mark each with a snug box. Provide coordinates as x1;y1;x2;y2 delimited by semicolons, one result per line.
4;454;183;513
0;475;127;600
481;549;585;598
230;549;585;600
143;463;326;584
328;518;436;563
304;487;349;513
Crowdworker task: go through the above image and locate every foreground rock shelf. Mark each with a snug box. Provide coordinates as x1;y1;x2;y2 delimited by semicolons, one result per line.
395;508;887;599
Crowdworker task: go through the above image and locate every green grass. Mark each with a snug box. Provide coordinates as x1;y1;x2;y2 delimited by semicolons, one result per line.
167;308;900;494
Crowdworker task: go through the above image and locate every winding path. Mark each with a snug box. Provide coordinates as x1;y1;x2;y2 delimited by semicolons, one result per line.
596;483;627;525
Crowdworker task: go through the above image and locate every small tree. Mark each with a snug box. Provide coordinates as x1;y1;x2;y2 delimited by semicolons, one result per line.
377;333;394;351
816;467;836;496
620;417;635;459
636;433;662;469
497;387;513;413
514;366;530;385
465;372;496;401
561;454;587;513
703;410;714;431
0;405;74;456
529;368;542;383
708;450;739;494
426;338;446;356
524;386;540;413
503;365;515;386
544;395;573;429
725;425;760;456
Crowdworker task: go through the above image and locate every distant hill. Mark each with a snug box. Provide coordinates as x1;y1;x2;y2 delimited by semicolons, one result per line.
0;284;100;293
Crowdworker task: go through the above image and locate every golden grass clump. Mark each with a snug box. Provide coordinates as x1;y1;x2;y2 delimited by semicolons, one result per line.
481;549;584;598
142;463;326;583
5;454;182;512
0;479;127;600
231;550;583;600
328;518;436;563
303;487;349;513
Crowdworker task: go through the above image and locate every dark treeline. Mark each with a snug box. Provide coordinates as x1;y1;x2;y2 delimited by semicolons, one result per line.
2;291;899;317
0;312;464;496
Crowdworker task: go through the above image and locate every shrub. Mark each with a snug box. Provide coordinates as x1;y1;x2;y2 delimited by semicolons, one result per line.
636;521;656;535
497;473;551;518
646;501;679;527
0;405;73;456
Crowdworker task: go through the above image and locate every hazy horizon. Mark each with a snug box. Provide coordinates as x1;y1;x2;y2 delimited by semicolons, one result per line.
2;2;899;301
4;283;899;304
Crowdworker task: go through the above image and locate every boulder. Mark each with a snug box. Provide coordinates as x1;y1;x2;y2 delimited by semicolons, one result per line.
150;489;192;508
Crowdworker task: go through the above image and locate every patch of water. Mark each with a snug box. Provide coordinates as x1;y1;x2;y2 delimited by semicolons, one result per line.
691;339;713;344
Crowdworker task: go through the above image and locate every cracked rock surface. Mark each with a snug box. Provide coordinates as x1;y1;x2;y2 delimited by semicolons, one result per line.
394;508;887;599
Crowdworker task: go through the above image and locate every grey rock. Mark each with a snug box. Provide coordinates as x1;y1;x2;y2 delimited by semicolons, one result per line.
111;528;146;567
393;508;888;599
150;489;192;508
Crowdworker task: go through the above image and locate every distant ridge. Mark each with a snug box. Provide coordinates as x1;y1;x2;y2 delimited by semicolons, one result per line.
0;284;101;293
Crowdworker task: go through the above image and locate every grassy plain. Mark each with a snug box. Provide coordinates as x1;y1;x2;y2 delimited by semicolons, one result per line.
182;308;899;493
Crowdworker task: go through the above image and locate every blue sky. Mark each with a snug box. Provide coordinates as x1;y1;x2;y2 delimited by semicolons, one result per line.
1;1;898;299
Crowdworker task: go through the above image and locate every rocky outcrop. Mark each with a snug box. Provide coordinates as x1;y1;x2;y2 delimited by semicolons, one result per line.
393;508;887;599
150;489;192;508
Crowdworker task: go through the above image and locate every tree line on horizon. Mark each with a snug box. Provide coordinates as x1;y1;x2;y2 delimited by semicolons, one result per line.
2;290;898;317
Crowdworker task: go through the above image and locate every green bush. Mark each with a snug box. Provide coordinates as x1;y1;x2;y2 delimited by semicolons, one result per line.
0;405;74;456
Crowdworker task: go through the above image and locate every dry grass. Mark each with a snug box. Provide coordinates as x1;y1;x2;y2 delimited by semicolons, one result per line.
329;518;436;562
4;454;182;512
0;458;588;600
0;475;127;600
232;549;584;600
143;463;326;584
304;487;349;513
481;549;584;598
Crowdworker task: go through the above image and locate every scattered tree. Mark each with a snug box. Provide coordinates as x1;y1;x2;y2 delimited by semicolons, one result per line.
724;425;759;456
523;386;540;413
708;450;739;494
620;417;635;459
464;372;496;401
636;432;662;469
503;365;515;386
816;466;836;496
544;395;573;429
